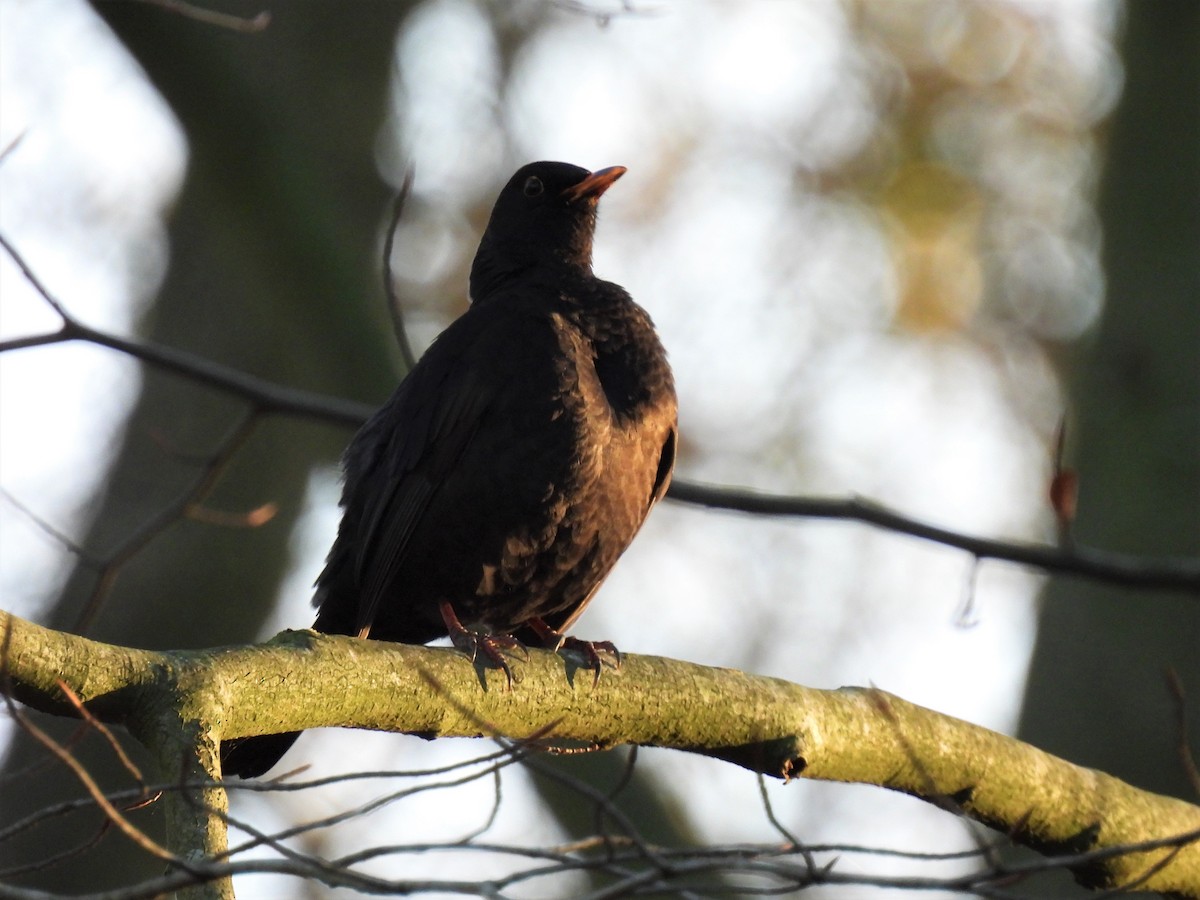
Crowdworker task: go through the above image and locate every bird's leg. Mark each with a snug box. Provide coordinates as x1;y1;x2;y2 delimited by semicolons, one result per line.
439;601;528;688
526;617;621;688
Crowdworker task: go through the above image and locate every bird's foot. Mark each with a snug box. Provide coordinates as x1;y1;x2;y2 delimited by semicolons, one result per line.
562;636;622;687
527;617;621;687
440;601;528;688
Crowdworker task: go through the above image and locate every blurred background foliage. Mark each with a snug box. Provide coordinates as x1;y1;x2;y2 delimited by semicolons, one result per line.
0;0;1195;895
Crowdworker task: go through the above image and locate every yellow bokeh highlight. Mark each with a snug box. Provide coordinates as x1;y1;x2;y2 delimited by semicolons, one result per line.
882;161;984;332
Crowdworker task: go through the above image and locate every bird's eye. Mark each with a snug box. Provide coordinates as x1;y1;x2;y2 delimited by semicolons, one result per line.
523;176;544;197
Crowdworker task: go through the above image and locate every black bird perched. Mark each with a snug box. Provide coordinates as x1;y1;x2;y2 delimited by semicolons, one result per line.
221;162;677;778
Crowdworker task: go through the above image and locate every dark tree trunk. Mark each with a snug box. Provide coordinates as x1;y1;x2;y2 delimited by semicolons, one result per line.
1019;0;1200;805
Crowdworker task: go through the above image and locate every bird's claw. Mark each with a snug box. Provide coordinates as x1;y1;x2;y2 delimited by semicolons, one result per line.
525;616;621;687
441;601;528;688
559;637;622;688
450;629;529;688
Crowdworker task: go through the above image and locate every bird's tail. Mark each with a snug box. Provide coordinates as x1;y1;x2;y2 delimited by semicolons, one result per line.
220;731;302;779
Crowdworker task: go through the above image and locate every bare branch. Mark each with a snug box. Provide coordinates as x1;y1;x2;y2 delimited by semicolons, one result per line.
382;168;418;373
127;0;271;33
3;229;1197;599
1167;668;1200;799
3;610;1197;896
0;231;367;427
668;480;1200;594
54;680;152;797
1;687;178;866
70;410;263;633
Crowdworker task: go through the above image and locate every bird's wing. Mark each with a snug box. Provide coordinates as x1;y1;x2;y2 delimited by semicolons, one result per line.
347;330;501;639
650;425;677;509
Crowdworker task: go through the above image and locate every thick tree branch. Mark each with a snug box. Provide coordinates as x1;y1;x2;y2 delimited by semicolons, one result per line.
3;609;1197;897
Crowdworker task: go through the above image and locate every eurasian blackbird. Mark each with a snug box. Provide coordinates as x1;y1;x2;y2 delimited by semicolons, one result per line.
221;162;677;778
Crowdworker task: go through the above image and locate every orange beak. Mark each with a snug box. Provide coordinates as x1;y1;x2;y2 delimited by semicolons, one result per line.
561;166;627;203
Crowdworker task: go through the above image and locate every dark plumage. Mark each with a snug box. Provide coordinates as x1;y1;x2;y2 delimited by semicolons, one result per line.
221;162;677;778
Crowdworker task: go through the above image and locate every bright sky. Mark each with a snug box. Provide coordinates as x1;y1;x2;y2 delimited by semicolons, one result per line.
0;0;1119;895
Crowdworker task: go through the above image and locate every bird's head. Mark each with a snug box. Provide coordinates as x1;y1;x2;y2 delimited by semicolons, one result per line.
470;161;625;302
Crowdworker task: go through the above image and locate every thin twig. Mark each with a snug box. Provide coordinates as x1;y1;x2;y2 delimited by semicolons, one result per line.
0;816;112;879
55;679;151;798
1166;668;1200;799
0;487;100;565
0;690;180;865
383;168;418;372
71;410;263;632
131;0;271;33
668;480;1200;594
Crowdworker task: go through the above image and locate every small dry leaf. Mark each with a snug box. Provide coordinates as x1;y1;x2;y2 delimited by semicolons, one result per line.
1049;469;1079;525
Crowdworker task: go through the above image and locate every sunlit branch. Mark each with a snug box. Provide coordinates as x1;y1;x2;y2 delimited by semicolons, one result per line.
4;610;1198;897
